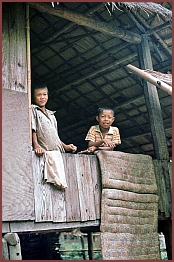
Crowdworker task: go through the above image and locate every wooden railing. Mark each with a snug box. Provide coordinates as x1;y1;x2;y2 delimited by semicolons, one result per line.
2;152;101;233
32;152;101;223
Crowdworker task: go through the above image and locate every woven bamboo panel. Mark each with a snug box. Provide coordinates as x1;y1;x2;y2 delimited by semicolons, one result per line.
96;151;160;260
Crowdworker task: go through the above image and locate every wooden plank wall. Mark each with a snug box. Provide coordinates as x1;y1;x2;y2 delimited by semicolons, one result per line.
2;3;27;92
2;90;34;221
2;2;34;222
32;152;101;223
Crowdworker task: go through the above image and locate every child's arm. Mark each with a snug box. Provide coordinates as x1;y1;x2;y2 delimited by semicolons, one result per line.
88;139;116;148
87;139;116;153
61;141;77;153
32;131;46;155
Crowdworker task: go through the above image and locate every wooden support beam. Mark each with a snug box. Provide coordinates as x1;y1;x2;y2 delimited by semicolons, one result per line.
29;3;142;44
32;3;104;53
3;220;100;234
139;34;171;258
135;12;172;57
153;160;172;218
148;19;171;34
138;34;170;161
126;64;172;95
124;9;166;62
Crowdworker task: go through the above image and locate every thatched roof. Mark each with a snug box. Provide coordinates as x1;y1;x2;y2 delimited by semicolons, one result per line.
25;2;172;158
117;2;172;18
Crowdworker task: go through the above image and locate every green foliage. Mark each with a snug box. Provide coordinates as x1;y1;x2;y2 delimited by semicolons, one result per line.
59;233;102;260
93;251;103;260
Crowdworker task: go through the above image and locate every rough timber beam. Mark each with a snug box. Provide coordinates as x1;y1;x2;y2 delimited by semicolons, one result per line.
31;3;104;53
134;12;172;57
29;3;142;44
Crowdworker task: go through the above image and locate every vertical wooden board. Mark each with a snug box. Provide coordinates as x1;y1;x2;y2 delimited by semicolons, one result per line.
2;238;9;260
2;3;27;92
15;3;28;91
51;184;66;223
2;3;10;89
62;153;81;222
89;155;101;219
75;154;96;221
9;243;22;260
32;153;53;222
2;90;34;221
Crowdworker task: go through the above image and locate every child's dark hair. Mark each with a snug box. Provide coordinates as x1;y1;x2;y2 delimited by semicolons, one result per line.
32;83;48;93
31;83;49;103
97;107;115;116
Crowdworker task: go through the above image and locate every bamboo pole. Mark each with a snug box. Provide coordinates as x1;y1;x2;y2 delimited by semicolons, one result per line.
126;64;172;96
26;3;32;145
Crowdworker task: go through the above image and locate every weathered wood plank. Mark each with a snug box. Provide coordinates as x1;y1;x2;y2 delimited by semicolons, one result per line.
6;220;100;233
153;160;171;218
75;154;96;221
32;154;53;222
2;90;34;221
89;155;101;220
62;153;81;222
139;34;169;160
2;223;10;233
32;152;100;223
2;3;27;92
9;243;22;260
51;184;66;223
2;238;9;260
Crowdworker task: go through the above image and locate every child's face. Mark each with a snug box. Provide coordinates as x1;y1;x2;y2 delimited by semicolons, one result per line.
34;88;48;108
96;110;115;129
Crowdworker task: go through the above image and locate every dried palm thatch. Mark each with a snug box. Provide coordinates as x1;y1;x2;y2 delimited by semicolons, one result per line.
106;2;172;19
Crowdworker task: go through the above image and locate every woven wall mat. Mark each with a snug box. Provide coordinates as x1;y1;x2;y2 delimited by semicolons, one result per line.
95;151;160;260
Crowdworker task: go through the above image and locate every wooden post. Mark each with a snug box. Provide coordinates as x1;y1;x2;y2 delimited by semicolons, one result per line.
2;238;9;260
138;34;171;259
87;232;94;260
138;34;169;161
3;233;22;260
26;3;32;146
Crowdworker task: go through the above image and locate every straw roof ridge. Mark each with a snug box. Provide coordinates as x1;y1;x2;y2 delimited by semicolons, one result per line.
108;2;172;19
